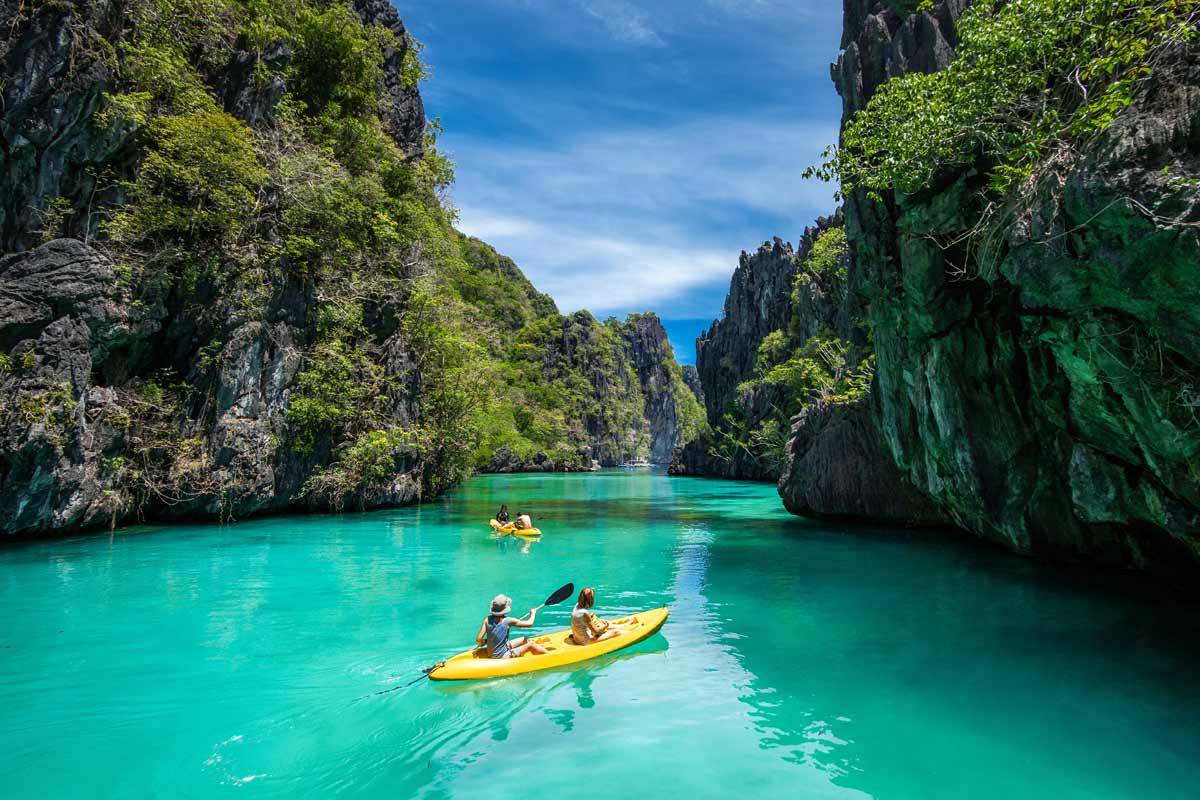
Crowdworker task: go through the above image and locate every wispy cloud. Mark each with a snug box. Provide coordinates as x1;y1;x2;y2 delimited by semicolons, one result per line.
577;0;663;45
461;208;733;313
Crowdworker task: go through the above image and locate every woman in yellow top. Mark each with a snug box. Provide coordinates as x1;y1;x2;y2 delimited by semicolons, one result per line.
570;587;623;645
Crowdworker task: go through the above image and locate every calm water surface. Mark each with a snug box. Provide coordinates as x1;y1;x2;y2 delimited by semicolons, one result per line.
2;471;1198;799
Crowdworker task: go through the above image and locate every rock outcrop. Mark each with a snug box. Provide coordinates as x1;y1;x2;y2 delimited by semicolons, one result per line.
681;364;704;405
672;220;845;481
779;398;945;525
483;311;701;472
618;313;686;463
0;240;157;531
1;0;126;252
804;0;1200;572
0;0;436;537
351;0;426;157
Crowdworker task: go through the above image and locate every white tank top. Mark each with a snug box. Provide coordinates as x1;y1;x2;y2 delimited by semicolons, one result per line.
571;605;594;644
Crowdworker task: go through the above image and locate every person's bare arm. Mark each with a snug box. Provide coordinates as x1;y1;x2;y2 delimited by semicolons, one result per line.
509;609;538;628
587;614;609;635
476;619;487;646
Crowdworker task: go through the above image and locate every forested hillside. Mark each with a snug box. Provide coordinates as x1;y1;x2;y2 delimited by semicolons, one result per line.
0;0;699;536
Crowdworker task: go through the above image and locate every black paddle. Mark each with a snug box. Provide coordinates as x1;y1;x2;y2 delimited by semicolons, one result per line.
522;581;575;619
366;582;576;697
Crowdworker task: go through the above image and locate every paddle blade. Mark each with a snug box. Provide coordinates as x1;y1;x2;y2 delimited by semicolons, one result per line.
543;582;575;608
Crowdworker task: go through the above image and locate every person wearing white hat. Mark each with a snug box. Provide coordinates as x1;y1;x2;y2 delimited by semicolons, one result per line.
476;594;549;659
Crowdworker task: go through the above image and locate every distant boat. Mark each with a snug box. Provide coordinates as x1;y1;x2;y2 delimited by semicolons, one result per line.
617;458;653;468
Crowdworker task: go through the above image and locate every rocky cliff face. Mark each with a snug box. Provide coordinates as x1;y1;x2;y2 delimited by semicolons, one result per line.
483;311;702;472
672;220;855;482
680;365;704;405
351;0;425;157
672;238;805;481
1;0;431;535
0;0;701;538
617;313;690;463
799;0;1200;573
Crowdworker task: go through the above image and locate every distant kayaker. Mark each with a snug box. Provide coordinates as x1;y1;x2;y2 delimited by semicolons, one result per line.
477;594;549;659
496;504;510;523
570;587;623;645
513;511;532;530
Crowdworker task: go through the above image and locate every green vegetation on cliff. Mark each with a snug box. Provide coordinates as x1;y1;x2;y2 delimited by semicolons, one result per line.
815;0;1198;201
709;228;871;474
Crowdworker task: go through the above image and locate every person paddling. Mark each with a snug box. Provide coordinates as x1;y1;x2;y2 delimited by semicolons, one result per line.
496;504;510;524
513;510;533;530
570;587;623;645
477;594;549;659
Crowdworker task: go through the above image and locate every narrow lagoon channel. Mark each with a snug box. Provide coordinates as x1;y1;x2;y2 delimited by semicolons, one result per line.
2;471;1197;799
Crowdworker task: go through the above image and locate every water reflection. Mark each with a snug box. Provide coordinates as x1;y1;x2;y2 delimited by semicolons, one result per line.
665;518;866;796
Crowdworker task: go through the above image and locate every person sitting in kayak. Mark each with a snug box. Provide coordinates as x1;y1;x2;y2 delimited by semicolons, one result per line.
477;594;549;659
496;504;510;524
570;587;623;645
513;511;533;530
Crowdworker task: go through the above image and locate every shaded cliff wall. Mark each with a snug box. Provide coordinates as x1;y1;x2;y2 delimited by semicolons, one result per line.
618;313;705;464
810;0;1200;573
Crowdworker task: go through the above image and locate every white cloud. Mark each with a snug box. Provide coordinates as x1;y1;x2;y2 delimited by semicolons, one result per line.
458;209;732;314
577;0;664;45
411;0;844;320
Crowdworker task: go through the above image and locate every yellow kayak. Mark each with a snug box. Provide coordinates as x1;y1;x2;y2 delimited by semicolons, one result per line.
490;519;541;536
429;606;669;681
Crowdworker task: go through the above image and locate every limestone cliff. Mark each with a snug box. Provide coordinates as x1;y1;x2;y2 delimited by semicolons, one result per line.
780;0;1200;573
671;219;868;483
483;311;703;472
0;0;433;534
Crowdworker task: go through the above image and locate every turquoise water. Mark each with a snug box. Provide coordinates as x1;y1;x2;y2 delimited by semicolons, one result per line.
2;471;1198;799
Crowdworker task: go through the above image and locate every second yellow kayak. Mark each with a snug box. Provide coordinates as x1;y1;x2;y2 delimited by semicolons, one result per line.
490;519;541;536
429;606;669;680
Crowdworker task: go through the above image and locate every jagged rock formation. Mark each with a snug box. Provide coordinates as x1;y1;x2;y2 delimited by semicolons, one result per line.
680;365;704;405
0;0;435;537
1;0;122;252
671;237;806;481
351;0;425;157
786;0;1200;573
484;311;702;472
779;398;946;525
672;221;852;482
617;313;691;463
696;237;800;417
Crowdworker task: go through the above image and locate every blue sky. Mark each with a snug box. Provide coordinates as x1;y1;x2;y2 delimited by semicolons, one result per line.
397;0;844;363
